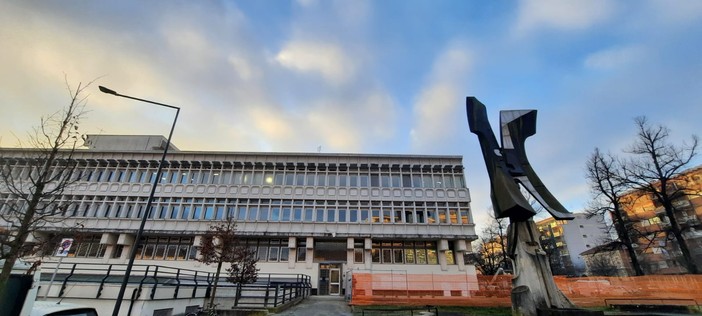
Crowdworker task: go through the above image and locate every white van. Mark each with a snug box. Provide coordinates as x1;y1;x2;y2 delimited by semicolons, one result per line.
30;301;98;316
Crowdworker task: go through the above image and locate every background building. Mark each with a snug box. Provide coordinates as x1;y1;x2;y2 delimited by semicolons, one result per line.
536;213;609;275
618;166;702;274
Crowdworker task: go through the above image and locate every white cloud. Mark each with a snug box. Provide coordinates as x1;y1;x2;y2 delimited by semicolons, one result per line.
584;45;645;70
275;41;356;85
514;0;616;34
410;44;472;152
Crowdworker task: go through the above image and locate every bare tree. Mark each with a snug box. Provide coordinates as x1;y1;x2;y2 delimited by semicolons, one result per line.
469;213;509;275
585;148;645;275
198;217;243;309
588;253;620;277
622;117;699;274
227;243;258;306
0;81;89;297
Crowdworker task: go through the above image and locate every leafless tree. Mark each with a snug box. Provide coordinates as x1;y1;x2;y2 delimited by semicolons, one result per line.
198;217;258;308
622;117;699;274
227;243;258;306
588;253;620;277
0;80;89;298
469;213;509;275
585;148;645;275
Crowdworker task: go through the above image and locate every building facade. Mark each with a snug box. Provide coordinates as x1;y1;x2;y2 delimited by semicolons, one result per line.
618;166;702;274
0;135;478;298
536;213;610;275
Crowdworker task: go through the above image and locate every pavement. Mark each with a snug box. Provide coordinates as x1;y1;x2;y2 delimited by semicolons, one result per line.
271;295;353;316
271;296;353;316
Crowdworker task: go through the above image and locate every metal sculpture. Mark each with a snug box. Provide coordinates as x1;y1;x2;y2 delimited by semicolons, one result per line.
467;97;598;315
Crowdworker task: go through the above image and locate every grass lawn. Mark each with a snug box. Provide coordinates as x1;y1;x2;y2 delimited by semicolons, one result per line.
351;305;512;316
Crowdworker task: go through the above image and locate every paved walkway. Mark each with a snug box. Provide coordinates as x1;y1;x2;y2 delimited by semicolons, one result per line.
272;296;353;316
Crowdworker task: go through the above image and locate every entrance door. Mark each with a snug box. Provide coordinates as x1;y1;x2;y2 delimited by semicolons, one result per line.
329;266;341;295
318;263;342;295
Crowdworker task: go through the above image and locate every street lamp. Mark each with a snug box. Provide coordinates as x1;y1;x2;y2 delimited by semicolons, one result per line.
99;86;180;316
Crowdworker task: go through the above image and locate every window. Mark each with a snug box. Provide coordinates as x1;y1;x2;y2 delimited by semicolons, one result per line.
297;241;307;262
258;207;269;221
280;247;290;262
293;208;303;222
193;206;202;220
248;207;258;221
354;239;364;263
271;207;280;221
204;206;214;219
337;209;347;222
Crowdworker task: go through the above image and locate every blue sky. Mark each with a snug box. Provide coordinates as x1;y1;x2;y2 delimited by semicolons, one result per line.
1;1;701;233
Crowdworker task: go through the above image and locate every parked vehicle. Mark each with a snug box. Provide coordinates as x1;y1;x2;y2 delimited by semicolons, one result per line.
30;302;97;316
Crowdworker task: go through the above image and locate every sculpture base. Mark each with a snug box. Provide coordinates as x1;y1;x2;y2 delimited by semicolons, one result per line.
509;220;574;316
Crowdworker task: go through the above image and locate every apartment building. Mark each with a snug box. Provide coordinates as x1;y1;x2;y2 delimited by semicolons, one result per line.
617;166;702;274
536;213;610;275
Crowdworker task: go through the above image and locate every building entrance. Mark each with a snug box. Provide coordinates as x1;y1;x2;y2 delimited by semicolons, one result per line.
318;263;342;295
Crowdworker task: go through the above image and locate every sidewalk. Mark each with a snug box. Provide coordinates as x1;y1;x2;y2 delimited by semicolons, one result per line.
272;295;353;316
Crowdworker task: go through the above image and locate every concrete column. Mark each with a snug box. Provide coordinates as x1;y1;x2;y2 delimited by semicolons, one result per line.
306;237;314;269
364;238;372;269
438;239;449;271
347;237;355;267
455;240;467;271
100;233;118;261
117;233;135;260
288;237;296;269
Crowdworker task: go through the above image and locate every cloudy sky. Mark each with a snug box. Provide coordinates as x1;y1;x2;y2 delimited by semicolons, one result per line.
1;1;701;233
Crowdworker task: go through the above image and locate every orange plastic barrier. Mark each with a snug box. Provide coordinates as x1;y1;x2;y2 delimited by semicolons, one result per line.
350;273;702;308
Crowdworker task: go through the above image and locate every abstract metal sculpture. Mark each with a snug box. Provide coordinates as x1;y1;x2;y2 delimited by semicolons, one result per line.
467;97;597;315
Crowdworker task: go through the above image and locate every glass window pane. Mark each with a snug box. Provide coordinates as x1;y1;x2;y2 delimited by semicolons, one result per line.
338;210;347;223
282;208;291;221
280;248;289;262
259;207;269;221
269;247;280;262
248;207;258;221
327;209;336;222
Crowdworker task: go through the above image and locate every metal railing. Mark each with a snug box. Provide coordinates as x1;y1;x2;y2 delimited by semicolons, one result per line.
40;261;311;309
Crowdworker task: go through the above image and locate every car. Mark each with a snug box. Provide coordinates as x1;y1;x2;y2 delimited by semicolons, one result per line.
30;301;98;316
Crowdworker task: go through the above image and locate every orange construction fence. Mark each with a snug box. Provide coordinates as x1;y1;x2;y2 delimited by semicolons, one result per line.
350;272;702;308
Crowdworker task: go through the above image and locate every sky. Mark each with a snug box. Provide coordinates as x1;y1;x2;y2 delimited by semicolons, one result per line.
1;0;701;234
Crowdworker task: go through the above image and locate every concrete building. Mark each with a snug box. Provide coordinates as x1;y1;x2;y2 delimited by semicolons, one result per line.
0;135;478;314
536;213;609;275
618;166;702;274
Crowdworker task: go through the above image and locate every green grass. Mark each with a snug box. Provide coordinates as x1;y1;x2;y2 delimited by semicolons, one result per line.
351;305;512;316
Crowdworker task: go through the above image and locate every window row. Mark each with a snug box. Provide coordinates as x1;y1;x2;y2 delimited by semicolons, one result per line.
134;237;198;261
370;241;455;265
3;195;472;225
5;165;467;189
241;239;290;263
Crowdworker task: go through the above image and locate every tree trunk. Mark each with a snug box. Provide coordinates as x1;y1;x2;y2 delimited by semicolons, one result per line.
612;209;645;276
664;201;698;274
208;260;224;309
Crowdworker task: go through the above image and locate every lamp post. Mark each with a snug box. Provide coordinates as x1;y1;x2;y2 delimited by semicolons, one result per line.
99;86;180;316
